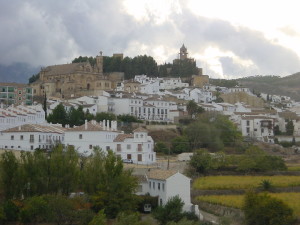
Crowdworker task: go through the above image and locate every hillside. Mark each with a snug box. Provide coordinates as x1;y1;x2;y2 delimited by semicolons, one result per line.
236;73;300;101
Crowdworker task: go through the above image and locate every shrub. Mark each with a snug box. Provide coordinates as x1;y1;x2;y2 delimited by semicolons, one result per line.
243;192;296;225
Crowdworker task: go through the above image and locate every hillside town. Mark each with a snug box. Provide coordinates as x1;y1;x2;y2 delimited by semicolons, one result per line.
0;46;300;225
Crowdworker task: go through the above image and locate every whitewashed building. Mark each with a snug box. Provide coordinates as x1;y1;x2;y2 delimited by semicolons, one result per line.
160;78;189;90
0;124;66;151
140;169;201;218
234;114;274;142
0;104;46;131
64;120;156;164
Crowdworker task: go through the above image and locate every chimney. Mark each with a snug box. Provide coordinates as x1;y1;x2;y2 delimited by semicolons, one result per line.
103;120;106;130
107;120;110;130
85;120;88;130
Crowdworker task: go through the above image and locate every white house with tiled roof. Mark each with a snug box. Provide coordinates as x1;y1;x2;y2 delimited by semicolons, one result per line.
142;169;201;218
0;124;66;151
0;104;45;131
64;121;156;164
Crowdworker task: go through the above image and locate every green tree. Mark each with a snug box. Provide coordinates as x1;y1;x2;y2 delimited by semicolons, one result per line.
47;103;68;126
91;150;138;218
81;147;106;194
237;146;286;172
95;112;116;122
185;121;223;151
186;100;204;118
188;149;213;174
46;195;77;225
18;150;49;197
274;125;281;135
243;192;296;225
28;73;40;84
115;212;154;225
118;114;141;123
0;151;20;199
212;114;242;146
89;210;106;225
43;93;47;119
171;136;190;154
153;196;185;225
19;196;49;225
154;142;169;154
48;145;80;195
286;120;294;135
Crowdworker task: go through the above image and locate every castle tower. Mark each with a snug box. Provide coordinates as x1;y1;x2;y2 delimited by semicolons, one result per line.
95;51;103;73
179;44;188;60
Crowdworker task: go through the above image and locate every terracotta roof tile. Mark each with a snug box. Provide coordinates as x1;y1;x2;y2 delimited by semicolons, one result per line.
133;127;148;133
147;169;178;180
68;122;104;132
114;134;133;142
3;124;67;133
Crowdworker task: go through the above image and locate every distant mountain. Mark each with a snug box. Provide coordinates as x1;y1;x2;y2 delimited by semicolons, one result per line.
236;73;300;101
0;63;40;84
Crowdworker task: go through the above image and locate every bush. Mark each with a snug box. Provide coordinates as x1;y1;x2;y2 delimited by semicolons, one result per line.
243;192;296;225
153;196;184;225
2;200;19;222
171;136;190;154
154;142;169;154
19;196;49;224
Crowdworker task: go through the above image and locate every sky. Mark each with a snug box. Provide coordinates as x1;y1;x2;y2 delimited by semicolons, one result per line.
1;0;300;79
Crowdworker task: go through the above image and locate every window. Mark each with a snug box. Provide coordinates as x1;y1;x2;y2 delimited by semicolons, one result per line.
149;181;151;189
30;145;34;150
160;199;162;206
162;183;165;191
138;154;142;161
117;144;121;152
127;144;131;149
106;146;110;151
246;127;250;133
30;135;34;143
89;145;92;149
158;183;160;190
246;120;250;126
11;135;14;140
20;135;23;140
138;144;142;151
153;182;155;189
79;134;82;139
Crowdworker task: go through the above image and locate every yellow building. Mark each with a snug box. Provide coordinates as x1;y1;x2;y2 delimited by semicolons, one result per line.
31;54;121;99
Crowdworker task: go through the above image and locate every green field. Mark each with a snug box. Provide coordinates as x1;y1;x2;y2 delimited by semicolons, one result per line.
193;175;300;190
197;193;300;217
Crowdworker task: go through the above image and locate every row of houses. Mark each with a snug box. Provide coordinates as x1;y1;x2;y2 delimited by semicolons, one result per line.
0;120;156;165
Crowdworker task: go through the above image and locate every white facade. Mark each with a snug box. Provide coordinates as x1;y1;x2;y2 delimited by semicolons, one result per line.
238;115;274;142
108;96;176;122
160;78;189;90
0;124;65;151
64;121;156;164
0;104;46;131
140;170;201;218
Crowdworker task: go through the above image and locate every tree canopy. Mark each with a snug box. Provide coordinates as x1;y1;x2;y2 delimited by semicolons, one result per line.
243;192;296;225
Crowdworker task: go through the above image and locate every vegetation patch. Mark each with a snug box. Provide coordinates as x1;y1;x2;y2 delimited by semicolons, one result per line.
197;193;300;217
193;175;300;190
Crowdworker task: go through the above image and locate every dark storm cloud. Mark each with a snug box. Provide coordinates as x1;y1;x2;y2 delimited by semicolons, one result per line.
0;0;300;79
